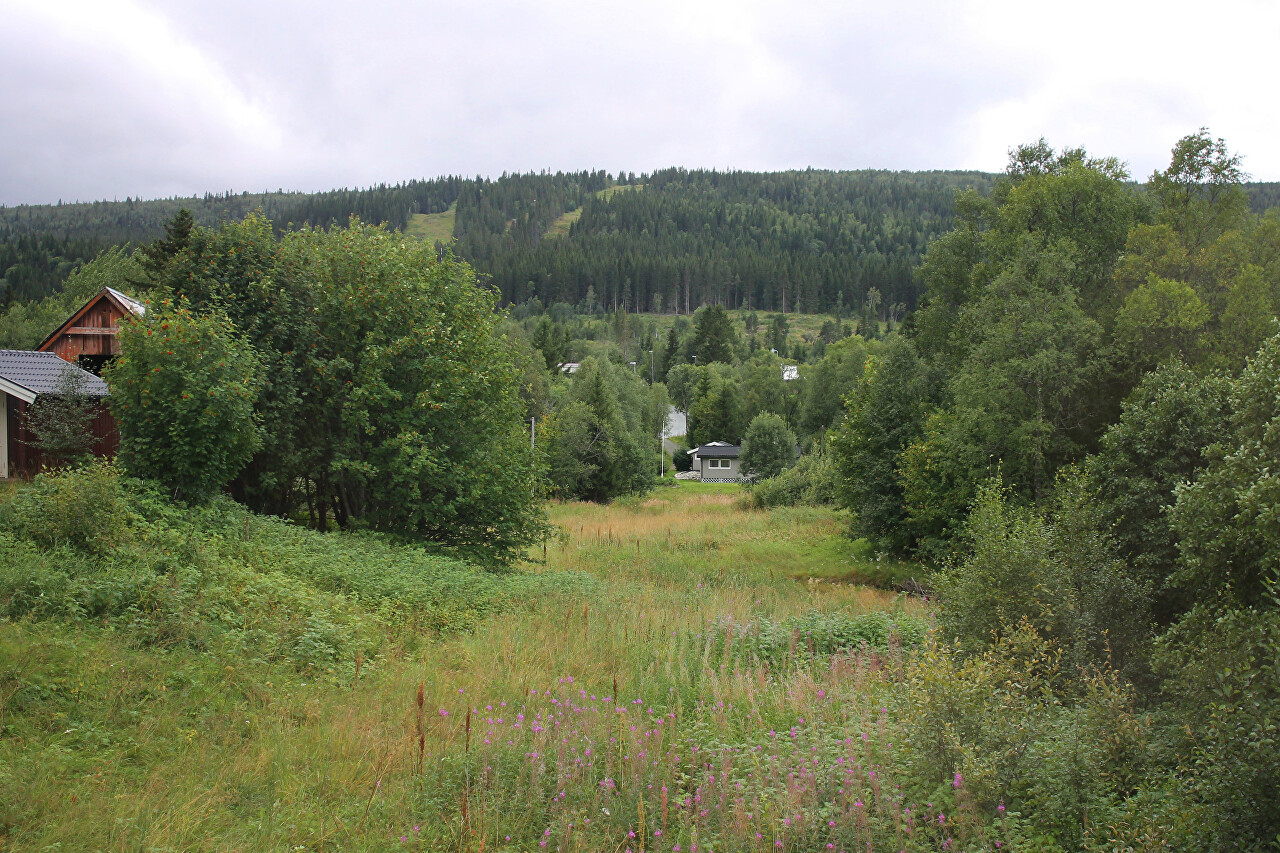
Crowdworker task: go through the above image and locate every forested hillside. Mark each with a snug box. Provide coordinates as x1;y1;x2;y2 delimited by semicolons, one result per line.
1;169;990;313
7;168;1278;318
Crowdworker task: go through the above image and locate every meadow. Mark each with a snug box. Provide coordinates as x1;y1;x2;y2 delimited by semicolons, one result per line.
0;471;940;852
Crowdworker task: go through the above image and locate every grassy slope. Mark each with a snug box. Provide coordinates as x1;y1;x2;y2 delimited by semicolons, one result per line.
0;480;923;852
403;204;456;242
543;184;643;239
578;309;873;355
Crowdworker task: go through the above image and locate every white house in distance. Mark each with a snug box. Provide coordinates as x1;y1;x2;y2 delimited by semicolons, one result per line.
688;441;742;482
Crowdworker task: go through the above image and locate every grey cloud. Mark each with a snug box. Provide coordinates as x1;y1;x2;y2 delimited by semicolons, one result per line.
1;0;1273;206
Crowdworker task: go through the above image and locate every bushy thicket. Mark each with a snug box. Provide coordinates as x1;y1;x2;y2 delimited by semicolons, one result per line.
542;357;664;501
922;330;1280;849
0;465;595;674
744;447;839;508
810;132;1280;851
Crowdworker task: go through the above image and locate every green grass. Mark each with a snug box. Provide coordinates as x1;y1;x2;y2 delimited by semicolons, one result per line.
542;206;582;239
0;474;929;851
403;204;456;242
594;183;643;201
543;185;644;239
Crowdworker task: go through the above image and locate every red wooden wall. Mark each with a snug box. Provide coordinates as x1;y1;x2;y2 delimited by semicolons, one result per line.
5;395;119;478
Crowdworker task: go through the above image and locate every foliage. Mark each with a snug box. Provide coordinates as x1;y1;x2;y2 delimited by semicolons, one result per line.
799;336;870;435
1148;128;1250;251
0;460;135;555
896;624;1149;851
745;447;839;508
1112;275;1209;375
828;335;934;551
0;464;593;655
690;304;738;364
141;214;548;563
740;412;797;480
911;240;1107;511
686;363;746;447
1147;604;1280;851
1087;362;1232;623
0;231;104;308
23;365;99;464
1172;333;1280;607
707;609;927;668
544;358;654;502
106;300;262;503
934;476;1150;677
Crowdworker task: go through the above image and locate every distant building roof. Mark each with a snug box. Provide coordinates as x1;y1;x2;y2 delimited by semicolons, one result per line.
0;350;110;403
692;442;740;458
559;362;581;374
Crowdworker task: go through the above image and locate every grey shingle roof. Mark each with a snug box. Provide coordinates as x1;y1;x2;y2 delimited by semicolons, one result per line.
0;351;109;401
693;443;740;458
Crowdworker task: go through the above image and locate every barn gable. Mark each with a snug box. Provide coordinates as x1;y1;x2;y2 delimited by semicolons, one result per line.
38;286;146;373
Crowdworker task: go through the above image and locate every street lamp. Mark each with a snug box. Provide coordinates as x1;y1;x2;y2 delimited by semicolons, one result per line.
628;361;637;374
648;349;654;383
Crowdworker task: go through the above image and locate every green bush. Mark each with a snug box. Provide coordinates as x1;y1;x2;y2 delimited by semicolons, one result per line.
107;301;263;503
895;624;1150;851
934;475;1151;677
0;461;136;554
740;411;796;480
744;448;839;508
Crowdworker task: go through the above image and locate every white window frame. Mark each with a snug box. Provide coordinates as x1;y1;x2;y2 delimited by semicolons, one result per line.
707;458;731;469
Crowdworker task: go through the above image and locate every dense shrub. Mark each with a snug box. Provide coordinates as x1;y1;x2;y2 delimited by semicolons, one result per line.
107;302;263;503
744;448;839;508
934;475;1151;678
0;461;137;554
896;624;1150;851
740;412;797;480
1087;361;1232;624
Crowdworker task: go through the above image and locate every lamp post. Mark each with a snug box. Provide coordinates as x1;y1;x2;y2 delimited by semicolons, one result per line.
660;420;665;479
648;349;654;383
628;361;637;374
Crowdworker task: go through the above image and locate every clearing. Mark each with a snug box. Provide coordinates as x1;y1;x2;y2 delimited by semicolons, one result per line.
404;203;456;242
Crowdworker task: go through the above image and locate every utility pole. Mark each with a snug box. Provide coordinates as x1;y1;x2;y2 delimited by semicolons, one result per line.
660;420;665;479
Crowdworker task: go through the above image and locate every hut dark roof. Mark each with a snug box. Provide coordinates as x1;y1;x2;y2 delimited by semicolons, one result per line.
692;442;740;458
0;350;110;403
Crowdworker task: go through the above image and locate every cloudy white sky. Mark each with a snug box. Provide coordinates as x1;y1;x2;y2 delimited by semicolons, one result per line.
2;0;1277;206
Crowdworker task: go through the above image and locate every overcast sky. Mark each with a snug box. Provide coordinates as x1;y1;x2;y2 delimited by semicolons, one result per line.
3;0;1278;206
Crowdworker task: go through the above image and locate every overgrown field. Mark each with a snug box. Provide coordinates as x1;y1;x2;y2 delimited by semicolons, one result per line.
3;472;1159;852
0;470;938;851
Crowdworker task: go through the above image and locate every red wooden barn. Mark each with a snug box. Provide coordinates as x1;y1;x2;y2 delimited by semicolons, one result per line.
0;286;145;478
0;350;115;478
38;286;146;374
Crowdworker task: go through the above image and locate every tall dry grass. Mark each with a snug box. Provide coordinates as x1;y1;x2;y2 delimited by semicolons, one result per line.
1;483;929;852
